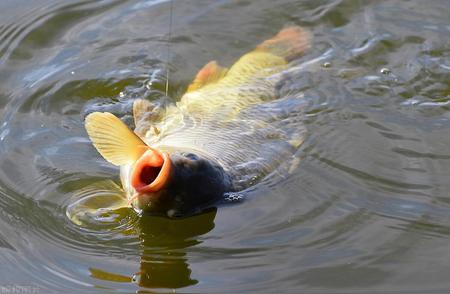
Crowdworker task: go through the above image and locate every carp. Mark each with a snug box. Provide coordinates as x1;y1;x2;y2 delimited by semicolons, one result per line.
85;26;311;216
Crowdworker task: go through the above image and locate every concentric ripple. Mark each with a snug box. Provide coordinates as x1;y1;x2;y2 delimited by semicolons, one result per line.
0;0;450;293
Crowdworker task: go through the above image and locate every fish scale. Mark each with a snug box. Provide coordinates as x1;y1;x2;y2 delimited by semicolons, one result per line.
151;94;307;190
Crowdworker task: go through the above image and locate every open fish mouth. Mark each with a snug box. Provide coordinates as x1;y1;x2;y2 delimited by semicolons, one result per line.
130;148;172;194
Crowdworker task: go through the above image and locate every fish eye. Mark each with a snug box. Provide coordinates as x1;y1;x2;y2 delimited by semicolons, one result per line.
184;153;199;160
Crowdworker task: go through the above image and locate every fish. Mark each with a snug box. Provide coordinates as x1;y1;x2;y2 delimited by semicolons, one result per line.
84;26;311;217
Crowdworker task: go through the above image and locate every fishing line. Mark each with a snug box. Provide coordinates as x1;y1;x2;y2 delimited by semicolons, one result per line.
165;0;174;96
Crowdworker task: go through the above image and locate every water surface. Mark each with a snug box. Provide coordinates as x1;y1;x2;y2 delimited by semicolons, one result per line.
1;0;450;293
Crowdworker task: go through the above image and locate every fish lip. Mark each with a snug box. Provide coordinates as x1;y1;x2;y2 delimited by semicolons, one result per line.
130;148;172;195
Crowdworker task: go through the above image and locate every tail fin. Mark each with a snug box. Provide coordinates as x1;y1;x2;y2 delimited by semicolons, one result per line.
256;26;311;61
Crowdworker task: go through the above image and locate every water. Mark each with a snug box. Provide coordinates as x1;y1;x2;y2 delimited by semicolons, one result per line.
0;0;449;292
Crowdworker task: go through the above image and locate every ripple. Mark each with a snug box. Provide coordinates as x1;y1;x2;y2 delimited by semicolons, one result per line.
1;0;450;293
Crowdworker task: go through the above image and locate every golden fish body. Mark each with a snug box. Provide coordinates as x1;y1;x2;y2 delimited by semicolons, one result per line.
85;26;311;215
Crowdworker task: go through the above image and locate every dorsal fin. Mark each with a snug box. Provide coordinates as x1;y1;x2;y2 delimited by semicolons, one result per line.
187;61;228;92
85;112;148;166
255;26;311;61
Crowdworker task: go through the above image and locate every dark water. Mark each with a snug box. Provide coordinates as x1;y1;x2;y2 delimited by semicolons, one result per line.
0;0;449;293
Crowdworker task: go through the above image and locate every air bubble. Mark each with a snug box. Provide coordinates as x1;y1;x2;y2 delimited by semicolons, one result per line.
224;193;243;203
132;274;139;283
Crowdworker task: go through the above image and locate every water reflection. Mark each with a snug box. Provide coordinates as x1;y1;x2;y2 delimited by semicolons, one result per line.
90;209;216;289
1;0;450;292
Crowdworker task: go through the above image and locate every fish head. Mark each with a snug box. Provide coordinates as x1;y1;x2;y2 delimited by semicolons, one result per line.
124;148;230;216
85;112;231;217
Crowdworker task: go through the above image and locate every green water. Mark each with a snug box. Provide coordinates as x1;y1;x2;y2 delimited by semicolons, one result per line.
0;0;450;293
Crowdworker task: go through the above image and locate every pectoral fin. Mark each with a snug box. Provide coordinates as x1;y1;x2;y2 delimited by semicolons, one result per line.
133;99;156;125
187;61;228;92
66;180;129;226
133;99;163;138
85;112;148;166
